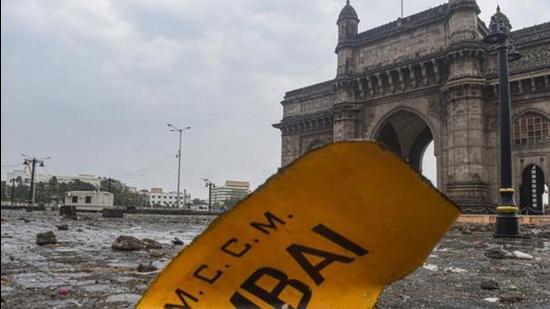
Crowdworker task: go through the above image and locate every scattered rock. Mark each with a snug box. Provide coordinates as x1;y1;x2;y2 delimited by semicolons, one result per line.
512;250;533;260
172;237;184;246
483;297;499;303
56;224;69;231
137;262;158;273
499;292;525;303
76;228;84;232
112;235;144;251
485;247;513;259
18;217;31;224
36;231;57;245
142;238;163;249
457;224;472;235
480;279;499;290
149;249;165;258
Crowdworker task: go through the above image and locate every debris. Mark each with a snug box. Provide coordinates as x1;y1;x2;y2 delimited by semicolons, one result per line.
1;276;10;286
499;292;525;303
422;264;438;271
485;247;513;259
457;224;472;235
36;231;57;245
172;237;184;246
59;206;77;220
483;297;499;303
512;250;533;260
480;279;499;290
56;224;69;231
141;238;163;250
137;262;158;273
444;267;467;274
57;287;70;297
149;249;165;258
105;294;141;304
18;217;31;224
112;235;144;251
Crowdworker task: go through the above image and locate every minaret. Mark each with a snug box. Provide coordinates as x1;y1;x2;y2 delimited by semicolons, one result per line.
336;0;359;77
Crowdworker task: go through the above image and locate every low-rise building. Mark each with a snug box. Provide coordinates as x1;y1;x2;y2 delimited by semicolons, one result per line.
64;191;114;210
147;188;190;208
211;180;250;209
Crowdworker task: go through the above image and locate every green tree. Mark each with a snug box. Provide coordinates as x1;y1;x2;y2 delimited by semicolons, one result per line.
1;181;7;201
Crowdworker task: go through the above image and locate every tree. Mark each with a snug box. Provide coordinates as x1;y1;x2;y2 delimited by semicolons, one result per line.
1;181;7;201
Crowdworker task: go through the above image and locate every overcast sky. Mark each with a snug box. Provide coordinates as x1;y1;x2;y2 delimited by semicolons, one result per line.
2;0;549;199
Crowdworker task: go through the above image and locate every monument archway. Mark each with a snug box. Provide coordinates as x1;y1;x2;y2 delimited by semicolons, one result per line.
275;1;550;213
373;109;436;179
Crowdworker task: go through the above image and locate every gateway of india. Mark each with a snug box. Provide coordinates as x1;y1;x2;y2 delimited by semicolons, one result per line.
274;0;550;213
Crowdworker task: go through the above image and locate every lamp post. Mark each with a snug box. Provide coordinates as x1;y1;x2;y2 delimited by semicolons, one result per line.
22;155;50;206
202;178;215;213
167;124;191;209
482;6;522;237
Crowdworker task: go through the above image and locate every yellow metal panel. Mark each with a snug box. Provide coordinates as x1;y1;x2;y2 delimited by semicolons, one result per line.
138;142;460;308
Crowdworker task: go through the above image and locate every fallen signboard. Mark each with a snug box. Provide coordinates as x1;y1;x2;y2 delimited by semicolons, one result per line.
138;141;460;308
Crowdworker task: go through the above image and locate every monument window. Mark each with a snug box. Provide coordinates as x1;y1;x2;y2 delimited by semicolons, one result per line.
72;196;78;203
85;196;92;204
513;112;550;146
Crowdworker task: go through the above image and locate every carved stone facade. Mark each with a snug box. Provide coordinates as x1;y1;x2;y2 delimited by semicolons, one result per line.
274;0;550;213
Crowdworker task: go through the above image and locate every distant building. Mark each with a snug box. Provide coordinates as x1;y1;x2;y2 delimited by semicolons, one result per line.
212;180;250;209
65;191;114;210
147;188;191;208
150;187;163;194
189;202;209;212
6;169;100;188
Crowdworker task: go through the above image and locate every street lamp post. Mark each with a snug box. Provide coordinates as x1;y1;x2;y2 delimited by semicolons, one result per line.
22;155;50;206
483;7;522;238
202;178;215;213
168;124;191;209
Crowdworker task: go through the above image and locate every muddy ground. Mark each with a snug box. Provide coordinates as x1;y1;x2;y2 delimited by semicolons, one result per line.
1;209;549;308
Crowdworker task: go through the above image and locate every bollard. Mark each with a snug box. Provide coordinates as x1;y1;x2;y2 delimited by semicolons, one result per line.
59;206;77;220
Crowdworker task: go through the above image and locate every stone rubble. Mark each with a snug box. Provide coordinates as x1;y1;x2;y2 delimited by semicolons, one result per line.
35;231;57;246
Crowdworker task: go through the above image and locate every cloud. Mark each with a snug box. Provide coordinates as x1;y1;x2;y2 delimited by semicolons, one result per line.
2;0;548;198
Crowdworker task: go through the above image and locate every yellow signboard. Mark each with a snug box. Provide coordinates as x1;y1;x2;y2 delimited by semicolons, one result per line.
138;141;460;308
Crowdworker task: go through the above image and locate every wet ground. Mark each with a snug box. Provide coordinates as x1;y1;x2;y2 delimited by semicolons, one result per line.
1;209;549;308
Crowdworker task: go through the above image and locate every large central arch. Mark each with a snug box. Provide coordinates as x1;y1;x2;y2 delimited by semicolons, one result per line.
373;109;435;177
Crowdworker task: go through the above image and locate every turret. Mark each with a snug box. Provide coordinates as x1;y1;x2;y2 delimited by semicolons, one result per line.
336;0;359;77
447;0;481;46
337;0;359;43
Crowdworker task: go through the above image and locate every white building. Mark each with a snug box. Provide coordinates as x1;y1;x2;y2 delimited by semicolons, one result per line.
147;188;191;208
6;169;100;188
65;191;114;210
189;203;209;212
211;180;250;209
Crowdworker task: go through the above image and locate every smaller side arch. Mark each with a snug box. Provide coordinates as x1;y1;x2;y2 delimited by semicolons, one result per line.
519;164;546;215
